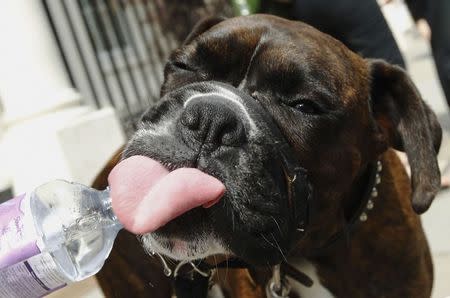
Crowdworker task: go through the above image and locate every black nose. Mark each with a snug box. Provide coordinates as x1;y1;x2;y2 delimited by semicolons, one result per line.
179;95;246;147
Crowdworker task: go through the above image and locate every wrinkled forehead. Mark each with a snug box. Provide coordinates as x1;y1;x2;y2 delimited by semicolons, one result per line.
188;15;370;104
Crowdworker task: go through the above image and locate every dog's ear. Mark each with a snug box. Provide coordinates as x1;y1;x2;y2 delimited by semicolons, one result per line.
368;59;442;214
183;16;227;45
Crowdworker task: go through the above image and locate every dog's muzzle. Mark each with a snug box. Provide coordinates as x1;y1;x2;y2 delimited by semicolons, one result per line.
187;82;313;245
143;81;314;298
185;81;313;248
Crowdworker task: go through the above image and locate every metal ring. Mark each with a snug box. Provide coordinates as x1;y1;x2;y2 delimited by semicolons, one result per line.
268;264;290;297
266;277;291;298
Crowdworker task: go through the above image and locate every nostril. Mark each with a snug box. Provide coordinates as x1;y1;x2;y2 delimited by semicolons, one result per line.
221;121;246;146
180;107;200;130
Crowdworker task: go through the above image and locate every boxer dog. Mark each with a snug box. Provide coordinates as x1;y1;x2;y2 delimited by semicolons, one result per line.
97;14;441;298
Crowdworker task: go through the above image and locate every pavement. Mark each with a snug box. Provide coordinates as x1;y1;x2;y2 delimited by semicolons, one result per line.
49;2;450;297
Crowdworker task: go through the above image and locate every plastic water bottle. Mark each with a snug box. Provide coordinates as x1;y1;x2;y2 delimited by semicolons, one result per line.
0;180;122;297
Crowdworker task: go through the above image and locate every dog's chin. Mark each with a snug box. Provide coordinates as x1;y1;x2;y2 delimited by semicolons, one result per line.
140;232;229;261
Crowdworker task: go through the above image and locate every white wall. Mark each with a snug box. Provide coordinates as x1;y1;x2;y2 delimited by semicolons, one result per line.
0;97;10;191
0;1;125;194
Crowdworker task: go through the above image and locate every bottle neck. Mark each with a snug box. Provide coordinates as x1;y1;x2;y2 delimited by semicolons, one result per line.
101;188;123;231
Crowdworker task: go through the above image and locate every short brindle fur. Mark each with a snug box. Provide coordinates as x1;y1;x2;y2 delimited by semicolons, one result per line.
94;15;441;298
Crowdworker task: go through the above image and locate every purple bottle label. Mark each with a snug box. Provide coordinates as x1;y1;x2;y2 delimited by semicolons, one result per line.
0;193;68;296
0;193;40;269
0;252;68;297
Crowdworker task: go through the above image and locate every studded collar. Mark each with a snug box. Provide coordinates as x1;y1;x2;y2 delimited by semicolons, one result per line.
307;160;383;257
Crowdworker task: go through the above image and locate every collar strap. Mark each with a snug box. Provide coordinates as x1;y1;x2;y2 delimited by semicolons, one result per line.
309;160;382;256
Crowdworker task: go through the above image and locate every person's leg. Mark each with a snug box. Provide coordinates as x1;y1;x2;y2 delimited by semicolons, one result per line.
428;0;450;107
427;0;450;188
293;0;406;68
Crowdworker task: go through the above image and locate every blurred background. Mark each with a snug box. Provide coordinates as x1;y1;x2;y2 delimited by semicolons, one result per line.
0;0;448;297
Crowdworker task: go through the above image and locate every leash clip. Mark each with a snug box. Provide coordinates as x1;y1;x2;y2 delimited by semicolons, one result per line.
266;264;291;298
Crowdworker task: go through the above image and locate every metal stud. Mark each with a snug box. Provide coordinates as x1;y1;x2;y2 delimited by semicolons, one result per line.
359;212;368;222
371;187;378;197
375;174;381;185
366;199;374;210
377;161;382;172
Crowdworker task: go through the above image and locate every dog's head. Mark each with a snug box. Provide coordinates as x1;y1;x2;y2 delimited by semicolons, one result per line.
123;15;441;265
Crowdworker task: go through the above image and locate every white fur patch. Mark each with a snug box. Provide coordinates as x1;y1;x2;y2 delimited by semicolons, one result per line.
141;232;228;261
288;259;335;298
184;85;258;135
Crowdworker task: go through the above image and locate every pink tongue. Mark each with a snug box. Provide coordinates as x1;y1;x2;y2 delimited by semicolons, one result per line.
108;156;225;234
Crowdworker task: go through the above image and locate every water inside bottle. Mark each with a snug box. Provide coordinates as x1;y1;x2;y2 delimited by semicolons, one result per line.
32;180;122;282
51;213;119;281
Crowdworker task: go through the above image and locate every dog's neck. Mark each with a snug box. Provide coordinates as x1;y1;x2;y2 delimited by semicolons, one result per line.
296;159;382;259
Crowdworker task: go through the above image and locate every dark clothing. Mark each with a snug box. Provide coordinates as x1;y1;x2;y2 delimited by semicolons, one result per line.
428;0;450;106
292;0;449;107
292;0;406;68
405;0;450;106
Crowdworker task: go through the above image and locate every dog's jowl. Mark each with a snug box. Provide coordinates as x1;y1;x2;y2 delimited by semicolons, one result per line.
120;14;441;298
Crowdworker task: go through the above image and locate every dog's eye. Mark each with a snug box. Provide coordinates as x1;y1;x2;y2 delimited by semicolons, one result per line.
293;100;322;114
172;61;195;72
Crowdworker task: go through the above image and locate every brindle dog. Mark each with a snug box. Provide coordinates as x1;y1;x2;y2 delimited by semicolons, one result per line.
94;15;441;298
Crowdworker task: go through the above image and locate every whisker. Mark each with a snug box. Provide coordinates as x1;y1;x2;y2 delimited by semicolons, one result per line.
260;233;278;249
270;233;288;263
271;216;283;235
